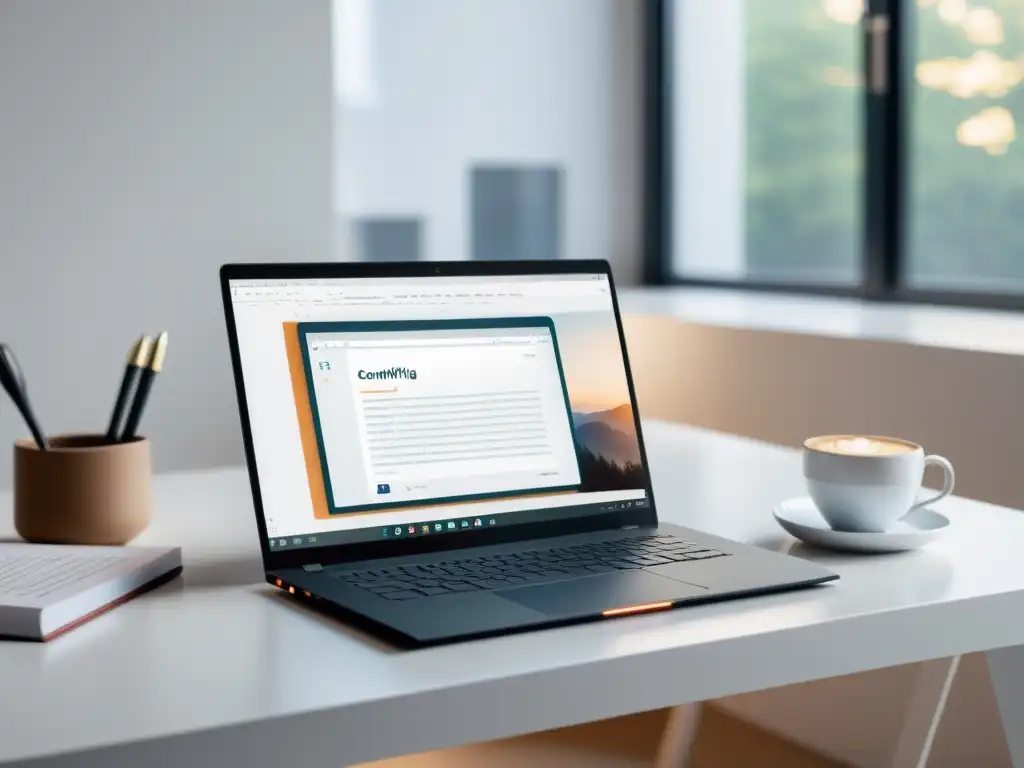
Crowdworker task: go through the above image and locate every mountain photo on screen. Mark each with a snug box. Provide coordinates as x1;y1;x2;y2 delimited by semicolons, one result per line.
549;311;644;492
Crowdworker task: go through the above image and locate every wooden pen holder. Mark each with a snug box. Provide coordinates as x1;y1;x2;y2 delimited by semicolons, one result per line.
14;434;152;545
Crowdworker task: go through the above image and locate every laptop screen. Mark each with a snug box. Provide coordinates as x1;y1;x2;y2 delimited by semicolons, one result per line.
229;272;650;553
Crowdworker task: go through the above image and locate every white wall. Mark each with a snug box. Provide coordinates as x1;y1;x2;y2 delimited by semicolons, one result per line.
0;0;333;488
334;0;643;281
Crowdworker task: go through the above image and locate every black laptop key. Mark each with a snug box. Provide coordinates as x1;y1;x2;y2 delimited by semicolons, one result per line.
626;544;662;554
638;546;670;555
445;583;477;592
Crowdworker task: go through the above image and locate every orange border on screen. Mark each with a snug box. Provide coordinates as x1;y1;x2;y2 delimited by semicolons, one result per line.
283;322;333;519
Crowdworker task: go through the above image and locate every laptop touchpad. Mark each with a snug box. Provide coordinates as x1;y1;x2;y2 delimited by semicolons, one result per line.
498;571;707;618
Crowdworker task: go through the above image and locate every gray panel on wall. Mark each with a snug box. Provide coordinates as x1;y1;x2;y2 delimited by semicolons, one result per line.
471;166;563;260
354;217;423;262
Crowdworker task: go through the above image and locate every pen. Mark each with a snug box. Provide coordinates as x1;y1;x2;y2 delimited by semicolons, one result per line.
119;331;168;442
106;335;153;444
0;344;49;451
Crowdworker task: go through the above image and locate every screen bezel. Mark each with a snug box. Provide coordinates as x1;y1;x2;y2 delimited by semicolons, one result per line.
220;260;659;570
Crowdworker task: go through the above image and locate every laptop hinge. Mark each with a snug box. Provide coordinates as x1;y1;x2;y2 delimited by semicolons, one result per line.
302;563;324;572
620;525;640;530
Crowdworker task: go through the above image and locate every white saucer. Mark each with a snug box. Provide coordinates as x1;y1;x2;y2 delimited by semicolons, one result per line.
773;497;950;553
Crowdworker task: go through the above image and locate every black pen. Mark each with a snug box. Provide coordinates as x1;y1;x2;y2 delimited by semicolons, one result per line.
106;335;153;444
119;331;168;442
0;344;48;450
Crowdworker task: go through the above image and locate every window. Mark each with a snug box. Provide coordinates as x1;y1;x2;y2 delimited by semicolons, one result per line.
667;0;863;285
906;0;1024;293
651;0;1024;307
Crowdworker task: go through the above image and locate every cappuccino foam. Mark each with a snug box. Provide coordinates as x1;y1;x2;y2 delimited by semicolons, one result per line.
806;435;916;456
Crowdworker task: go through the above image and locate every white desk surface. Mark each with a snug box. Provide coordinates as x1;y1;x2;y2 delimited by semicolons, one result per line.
3;421;1024;767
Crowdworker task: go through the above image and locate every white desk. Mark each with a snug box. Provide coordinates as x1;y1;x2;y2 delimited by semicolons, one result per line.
3;421;1024;767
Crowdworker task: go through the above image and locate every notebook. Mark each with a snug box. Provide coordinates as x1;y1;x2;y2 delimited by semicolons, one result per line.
0;543;182;641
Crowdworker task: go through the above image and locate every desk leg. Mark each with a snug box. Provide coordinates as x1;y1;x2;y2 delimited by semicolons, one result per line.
890;656;961;768
988;646;1024;767
654;703;703;768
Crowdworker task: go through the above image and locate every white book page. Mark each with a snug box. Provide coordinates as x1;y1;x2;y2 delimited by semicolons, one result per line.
0;544;138;609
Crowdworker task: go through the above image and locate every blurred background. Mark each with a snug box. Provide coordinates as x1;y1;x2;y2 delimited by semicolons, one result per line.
2;0;1022;470
332;0;1024;295
671;0;1024;292
331;0;641;275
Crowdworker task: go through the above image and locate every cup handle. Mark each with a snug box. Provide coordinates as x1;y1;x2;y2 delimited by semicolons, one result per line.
909;455;955;512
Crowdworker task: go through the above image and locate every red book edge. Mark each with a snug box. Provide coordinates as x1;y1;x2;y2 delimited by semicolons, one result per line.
0;564;184;642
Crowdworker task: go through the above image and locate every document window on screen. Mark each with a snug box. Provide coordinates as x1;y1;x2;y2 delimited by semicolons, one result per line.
233;273;649;547
296;319;582;514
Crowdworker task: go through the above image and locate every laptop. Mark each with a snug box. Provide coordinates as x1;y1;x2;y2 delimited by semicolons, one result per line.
220;260;836;646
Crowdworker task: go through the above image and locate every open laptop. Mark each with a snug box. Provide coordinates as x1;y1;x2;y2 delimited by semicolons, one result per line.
221;260;836;646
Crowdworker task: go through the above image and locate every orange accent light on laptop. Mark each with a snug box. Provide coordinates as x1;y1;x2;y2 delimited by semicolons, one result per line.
601;601;673;617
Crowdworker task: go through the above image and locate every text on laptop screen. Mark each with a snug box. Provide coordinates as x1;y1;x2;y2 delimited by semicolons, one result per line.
230;274;649;551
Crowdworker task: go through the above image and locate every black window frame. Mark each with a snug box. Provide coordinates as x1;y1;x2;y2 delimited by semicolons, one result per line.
644;0;1024;311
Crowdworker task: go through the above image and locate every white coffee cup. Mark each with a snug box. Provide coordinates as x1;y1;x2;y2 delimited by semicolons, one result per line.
803;435;955;533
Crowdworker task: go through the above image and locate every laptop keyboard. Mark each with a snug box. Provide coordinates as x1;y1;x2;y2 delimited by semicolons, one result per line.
328;534;730;602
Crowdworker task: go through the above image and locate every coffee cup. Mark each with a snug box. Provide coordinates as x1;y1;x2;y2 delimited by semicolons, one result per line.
803;435;955;533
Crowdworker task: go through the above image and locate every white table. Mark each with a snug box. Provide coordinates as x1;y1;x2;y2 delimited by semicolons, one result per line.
3;421;1024;767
